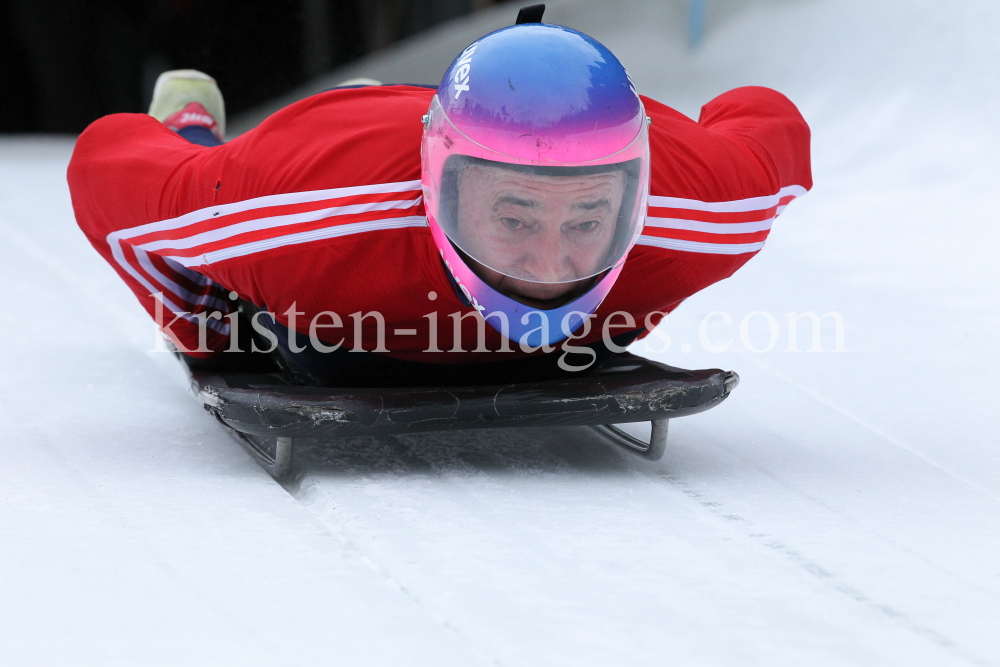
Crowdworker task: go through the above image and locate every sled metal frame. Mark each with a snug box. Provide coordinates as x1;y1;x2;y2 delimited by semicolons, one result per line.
229;422;671;480
231;421;671;477
227;422;674;479
591;419;669;461
229;421;673;479
593;370;738;461
227;429;295;479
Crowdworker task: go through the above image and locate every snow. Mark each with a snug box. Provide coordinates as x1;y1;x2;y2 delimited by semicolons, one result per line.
2;0;998;664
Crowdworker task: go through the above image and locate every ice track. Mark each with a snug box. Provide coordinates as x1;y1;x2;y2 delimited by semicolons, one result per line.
2;1;999;665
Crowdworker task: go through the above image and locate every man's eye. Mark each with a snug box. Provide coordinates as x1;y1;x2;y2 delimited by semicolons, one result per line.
501;217;524;230
576;220;599;232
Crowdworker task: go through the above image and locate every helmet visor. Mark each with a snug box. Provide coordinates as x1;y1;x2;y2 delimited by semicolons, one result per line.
422;96;650;285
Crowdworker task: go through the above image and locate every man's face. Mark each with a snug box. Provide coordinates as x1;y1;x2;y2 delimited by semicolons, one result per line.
455;164;625;308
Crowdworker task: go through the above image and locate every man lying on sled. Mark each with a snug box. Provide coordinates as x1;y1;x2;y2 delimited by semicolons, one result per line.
68;18;811;386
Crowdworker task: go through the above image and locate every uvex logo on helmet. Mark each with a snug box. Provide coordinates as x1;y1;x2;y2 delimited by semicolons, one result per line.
452;42;478;100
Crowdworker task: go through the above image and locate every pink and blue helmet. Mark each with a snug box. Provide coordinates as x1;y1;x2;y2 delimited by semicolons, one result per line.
420;22;650;348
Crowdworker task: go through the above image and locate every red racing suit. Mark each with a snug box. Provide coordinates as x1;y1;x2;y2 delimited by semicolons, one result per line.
67;85;812;363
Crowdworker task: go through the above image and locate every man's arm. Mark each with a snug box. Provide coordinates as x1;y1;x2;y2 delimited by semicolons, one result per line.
695;85;812;195
624;88;811;305
68;113;235;356
68;87;433;357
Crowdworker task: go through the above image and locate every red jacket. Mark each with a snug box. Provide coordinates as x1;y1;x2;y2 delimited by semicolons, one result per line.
67;85;811;362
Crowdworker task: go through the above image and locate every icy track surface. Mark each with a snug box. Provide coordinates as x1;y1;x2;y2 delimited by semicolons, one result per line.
2;1;998;665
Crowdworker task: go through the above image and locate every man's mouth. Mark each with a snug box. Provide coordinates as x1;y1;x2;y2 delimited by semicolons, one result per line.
504;290;572;310
459;250;597;310
502;275;599;310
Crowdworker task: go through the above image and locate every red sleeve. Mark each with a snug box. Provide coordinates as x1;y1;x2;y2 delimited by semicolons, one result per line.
67;114;235;356
696;86;812;194
67;86;433;358
609;87;811;334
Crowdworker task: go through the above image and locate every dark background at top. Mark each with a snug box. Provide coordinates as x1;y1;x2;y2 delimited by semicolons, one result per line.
0;0;510;133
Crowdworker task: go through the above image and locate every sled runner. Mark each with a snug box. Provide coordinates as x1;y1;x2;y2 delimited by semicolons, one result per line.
177;349;738;479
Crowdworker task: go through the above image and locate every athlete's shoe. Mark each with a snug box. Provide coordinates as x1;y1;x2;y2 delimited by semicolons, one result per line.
148;69;226;141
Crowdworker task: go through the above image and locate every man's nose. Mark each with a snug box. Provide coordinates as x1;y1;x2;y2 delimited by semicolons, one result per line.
522;226;573;282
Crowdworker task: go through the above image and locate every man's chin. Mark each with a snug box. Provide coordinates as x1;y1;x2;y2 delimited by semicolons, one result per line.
503;291;573;310
499;277;595;310
462;255;596;309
